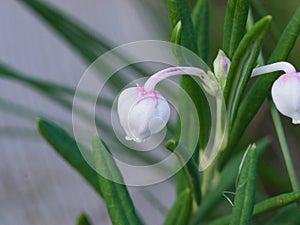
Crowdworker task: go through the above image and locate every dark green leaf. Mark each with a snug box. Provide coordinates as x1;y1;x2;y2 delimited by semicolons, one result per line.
192;0;209;62
221;6;300;169
92;136;143;225
168;0;198;53
224;16;271;125
163;189;193;225
168;0;210;193
37;118;102;197
229;144;257;225
223;0;251;57
208;191;300;225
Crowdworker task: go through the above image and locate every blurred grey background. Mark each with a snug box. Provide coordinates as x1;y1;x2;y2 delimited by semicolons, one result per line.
0;1;174;224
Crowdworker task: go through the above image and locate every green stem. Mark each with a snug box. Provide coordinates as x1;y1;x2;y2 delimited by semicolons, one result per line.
270;101;299;191
201;95;227;195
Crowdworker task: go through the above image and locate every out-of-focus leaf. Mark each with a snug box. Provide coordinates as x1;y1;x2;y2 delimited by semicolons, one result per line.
224;16;271;124
77;213;92;225
163;189;193;225
192;0;209;62
223;0;251;57
92;136;143;225
0;63;74;95
0;63;111;106
229;144;257;225
37;118;102;197
220;6;300;169
20;0;110;62
19;0;147;90
168;0;180;28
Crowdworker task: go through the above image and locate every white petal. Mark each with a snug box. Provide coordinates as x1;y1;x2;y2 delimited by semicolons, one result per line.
271;73;300;123
128;96;170;142
117;87;139;138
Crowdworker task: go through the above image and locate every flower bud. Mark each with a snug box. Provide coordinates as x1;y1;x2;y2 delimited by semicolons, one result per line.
271;72;300;124
117;85;170;142
213;50;231;87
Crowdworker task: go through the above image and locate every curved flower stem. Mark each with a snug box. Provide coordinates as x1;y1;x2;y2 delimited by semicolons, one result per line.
143;67;209;91
251;61;296;77
270;101;299;191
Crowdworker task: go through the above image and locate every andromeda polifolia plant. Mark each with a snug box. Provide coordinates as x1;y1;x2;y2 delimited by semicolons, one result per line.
1;0;300;225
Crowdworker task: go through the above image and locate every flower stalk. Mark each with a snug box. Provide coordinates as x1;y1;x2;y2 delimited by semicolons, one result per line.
270;101;299;191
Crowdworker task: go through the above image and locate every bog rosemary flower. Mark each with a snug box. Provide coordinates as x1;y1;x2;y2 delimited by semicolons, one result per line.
117;85;170;143
251;62;300;124
117;66;220;142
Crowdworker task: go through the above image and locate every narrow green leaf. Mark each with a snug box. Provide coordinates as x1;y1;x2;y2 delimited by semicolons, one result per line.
171;21;182;46
77;213;92;225
37;118;102;197
166;140;201;205
168;0;210;194
190;152;239;225
92;136;143;225
254;191;300;215
208;191;300;225
224;16;271;125
0;63;111;107
223;0;251;57
221;6;300;169
168;0;180;28
190;139;269;225
0;63;74;95
229;144;257;225
168;0;198;53
192;0;209;62
163;189;193;225
173;0;211;152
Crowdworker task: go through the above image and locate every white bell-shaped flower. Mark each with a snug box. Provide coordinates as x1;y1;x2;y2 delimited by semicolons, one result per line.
117;66;219;142
271;72;300;124
251;61;300;124
117;85;170;142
